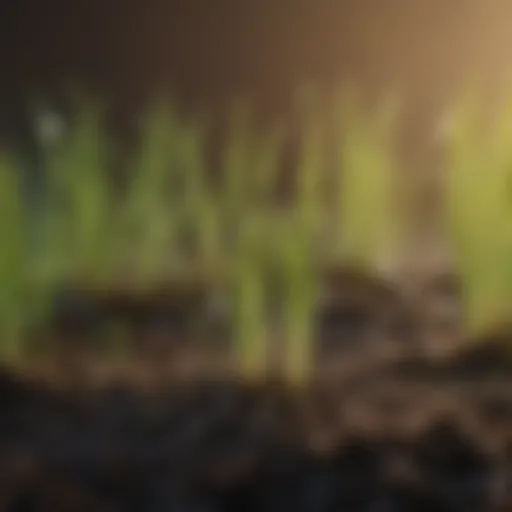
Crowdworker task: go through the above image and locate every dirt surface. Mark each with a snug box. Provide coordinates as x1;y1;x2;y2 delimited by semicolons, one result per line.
2;361;512;511
3;269;512;510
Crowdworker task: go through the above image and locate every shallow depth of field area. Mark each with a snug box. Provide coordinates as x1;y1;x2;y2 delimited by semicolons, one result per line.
2;89;511;377
3;88;512;510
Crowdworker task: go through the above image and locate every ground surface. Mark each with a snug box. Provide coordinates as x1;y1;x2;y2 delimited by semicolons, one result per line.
2;269;512;511
2;363;512;511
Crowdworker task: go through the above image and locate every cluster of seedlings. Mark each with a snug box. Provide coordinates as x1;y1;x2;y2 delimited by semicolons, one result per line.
0;87;512;386
0;91;404;382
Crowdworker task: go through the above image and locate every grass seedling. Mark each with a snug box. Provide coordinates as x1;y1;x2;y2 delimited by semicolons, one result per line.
250;123;284;210
0;155;32;359
217;103;285;380
444;93;512;336
42;98;115;288
178;115;220;272
294;88;328;251
217;101;259;272
123;101;184;288
279;214;318;386
231;212;269;382
334;93;401;271
221;103;254;216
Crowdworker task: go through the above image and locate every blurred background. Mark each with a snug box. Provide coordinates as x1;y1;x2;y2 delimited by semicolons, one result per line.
2;3;512;510
3;0;512;158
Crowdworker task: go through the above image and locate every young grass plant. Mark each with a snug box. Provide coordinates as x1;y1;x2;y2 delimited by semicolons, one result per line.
231;212;269;382
219;103;284;380
179;115;221;274
294;88;329;252
41;98;115;289
444;93;512;337
219;102;258;261
334;93;401;271
0;155;35;359
278;214;318;386
123;101;183;288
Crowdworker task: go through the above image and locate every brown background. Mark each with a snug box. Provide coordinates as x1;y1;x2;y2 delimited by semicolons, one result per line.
1;0;512;153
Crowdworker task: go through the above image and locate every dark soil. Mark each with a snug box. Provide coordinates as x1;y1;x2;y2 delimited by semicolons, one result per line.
2;367;512;511
4;268;512;510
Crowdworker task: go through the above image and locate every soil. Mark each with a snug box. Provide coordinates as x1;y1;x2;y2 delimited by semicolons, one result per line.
3;267;512;511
